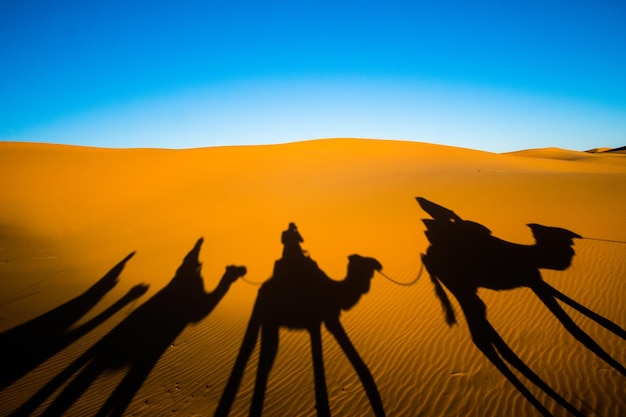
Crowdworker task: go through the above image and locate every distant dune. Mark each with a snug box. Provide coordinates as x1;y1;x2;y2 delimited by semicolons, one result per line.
585;145;626;154
1;139;624;416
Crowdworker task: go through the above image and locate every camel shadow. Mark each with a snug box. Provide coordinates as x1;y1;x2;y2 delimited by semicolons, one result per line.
215;223;386;417
0;253;147;391
417;197;626;417
11;238;247;417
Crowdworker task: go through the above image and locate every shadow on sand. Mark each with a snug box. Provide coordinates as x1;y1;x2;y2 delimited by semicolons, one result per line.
215;223;385;417
417;197;626;417
0;253;147;391
11;238;246;417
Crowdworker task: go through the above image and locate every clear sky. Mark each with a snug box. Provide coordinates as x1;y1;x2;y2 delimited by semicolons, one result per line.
1;0;625;153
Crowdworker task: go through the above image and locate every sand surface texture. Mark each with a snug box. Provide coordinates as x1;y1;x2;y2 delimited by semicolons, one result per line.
1;139;624;416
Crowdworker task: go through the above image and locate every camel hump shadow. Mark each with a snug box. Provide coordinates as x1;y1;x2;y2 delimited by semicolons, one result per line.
262;252;382;328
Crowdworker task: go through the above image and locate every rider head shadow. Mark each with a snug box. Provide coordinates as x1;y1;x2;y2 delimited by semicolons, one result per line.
0;253;147;391
417;197;625;417
11;238;247;417
215;223;386;417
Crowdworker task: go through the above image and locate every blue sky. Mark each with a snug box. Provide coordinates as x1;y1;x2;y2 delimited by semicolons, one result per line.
1;0;625;152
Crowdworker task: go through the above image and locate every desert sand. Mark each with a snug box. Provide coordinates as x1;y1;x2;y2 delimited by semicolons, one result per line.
0;138;624;416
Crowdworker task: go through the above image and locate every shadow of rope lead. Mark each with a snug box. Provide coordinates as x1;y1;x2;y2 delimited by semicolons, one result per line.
377;261;424;287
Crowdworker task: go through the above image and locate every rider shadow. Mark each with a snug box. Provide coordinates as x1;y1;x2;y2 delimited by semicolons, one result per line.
215;223;386;417
11;238;247;417
417;197;626;417
0;253;147;391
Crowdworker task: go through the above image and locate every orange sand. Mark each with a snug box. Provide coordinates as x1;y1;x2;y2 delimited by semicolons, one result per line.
1;139;624;416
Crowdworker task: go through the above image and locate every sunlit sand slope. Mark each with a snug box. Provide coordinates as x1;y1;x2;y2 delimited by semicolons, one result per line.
1;139;624;416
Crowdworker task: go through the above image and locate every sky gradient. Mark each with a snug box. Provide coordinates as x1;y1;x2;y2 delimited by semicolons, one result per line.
1;0;625;152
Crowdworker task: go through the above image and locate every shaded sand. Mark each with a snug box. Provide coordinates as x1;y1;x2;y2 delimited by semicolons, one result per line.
1;138;624;416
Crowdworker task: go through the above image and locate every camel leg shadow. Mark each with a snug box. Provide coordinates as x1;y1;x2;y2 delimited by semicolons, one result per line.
532;282;626;376
38;347;156;417
546;284;626;339
214;308;262;417
310;325;331;417
325;318;386;417
457;293;584;417
94;357;157;417
249;322;279;417
40;356;104;416
9;340;95;416
215;314;385;417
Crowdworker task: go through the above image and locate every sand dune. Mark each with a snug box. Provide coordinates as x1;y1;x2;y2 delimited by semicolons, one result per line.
1;138;624;416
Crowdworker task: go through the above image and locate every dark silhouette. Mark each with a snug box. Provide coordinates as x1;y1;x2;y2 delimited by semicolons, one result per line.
215;223;385;417
0;253;147;391
281;222;304;259
11;238;247;417
417;197;625;417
